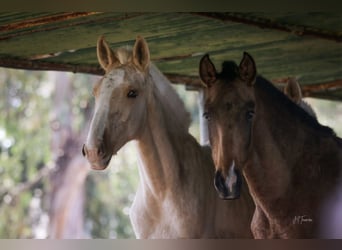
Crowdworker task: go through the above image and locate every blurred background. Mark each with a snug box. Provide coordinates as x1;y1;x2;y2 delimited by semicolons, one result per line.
0;68;341;238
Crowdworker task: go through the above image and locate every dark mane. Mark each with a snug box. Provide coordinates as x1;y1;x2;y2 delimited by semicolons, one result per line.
217;61;239;82
255;75;336;137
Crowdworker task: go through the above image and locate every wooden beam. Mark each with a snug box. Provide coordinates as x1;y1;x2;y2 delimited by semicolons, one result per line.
0;56;341;101
301;79;342;97
192;13;342;43
0;56;204;88
163;73;202;88
273;78;342;95
0;56;104;75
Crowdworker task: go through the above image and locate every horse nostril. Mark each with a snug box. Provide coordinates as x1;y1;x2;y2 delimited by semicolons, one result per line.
214;170;228;196
98;144;105;156
82;144;87;157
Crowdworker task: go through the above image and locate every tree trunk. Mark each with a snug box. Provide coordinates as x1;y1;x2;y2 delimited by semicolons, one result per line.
48;72;91;238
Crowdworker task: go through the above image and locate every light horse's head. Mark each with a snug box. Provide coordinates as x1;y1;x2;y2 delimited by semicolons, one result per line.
199;52;257;199
82;36;151;170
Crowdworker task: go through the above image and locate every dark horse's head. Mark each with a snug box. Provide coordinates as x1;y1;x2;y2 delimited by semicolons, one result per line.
199;52;257;199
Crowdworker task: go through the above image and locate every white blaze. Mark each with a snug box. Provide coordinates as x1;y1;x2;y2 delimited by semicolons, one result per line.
86;69;125;149
226;160;237;191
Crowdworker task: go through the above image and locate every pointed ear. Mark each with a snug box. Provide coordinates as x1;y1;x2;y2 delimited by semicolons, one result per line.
132;36;150;71
239;52;256;85
284;78;302;104
97;36;120;70
199;54;217;87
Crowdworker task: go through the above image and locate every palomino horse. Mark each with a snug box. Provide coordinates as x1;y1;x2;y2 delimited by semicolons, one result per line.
82;36;255;238
199;52;342;238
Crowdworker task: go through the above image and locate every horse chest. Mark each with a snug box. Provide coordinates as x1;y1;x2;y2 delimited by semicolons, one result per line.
129;192;205;238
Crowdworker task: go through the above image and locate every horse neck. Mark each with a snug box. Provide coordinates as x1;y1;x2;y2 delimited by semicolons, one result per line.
246;77;341;213
135;78;201;200
253;77;334;170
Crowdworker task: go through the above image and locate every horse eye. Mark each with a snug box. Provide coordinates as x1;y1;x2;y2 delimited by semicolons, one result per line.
246;110;255;122
203;112;211;121
127;90;138;98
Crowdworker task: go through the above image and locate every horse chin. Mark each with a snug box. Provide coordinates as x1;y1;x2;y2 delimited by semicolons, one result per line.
89;155;112;170
214;166;242;200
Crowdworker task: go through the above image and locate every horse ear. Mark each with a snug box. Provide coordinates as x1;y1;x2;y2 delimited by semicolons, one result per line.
284;78;302;104
133;36;150;71
97;36;119;70
239;52;256;85
199;54;217;87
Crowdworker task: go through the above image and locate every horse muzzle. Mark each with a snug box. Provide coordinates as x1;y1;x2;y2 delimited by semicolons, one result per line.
214;163;242;200
82;144;111;170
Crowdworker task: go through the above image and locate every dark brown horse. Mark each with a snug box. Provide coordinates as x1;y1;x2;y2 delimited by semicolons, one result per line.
199;52;342;238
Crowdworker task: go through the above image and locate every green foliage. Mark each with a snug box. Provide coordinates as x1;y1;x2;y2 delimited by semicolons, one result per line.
84;144;139;238
0;68;51;238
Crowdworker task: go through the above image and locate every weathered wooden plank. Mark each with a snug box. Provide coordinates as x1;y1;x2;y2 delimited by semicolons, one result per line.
0;12;99;32
193;13;342;42
0;12;341;101
0;12;57;26
0;13;141;55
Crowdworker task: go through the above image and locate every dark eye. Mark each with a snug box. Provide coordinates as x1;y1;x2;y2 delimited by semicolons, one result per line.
203;112;211;121
246;110;255;122
127;90;138;98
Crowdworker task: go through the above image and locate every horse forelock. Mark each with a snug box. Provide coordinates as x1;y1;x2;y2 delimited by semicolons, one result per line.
218;60;239;82
205;60;240;105
114;46;133;65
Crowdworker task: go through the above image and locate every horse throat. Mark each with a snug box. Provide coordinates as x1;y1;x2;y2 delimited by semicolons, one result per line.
135;99;186;199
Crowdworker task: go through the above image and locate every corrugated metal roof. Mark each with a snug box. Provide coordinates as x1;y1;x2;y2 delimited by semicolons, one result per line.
0;12;341;101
